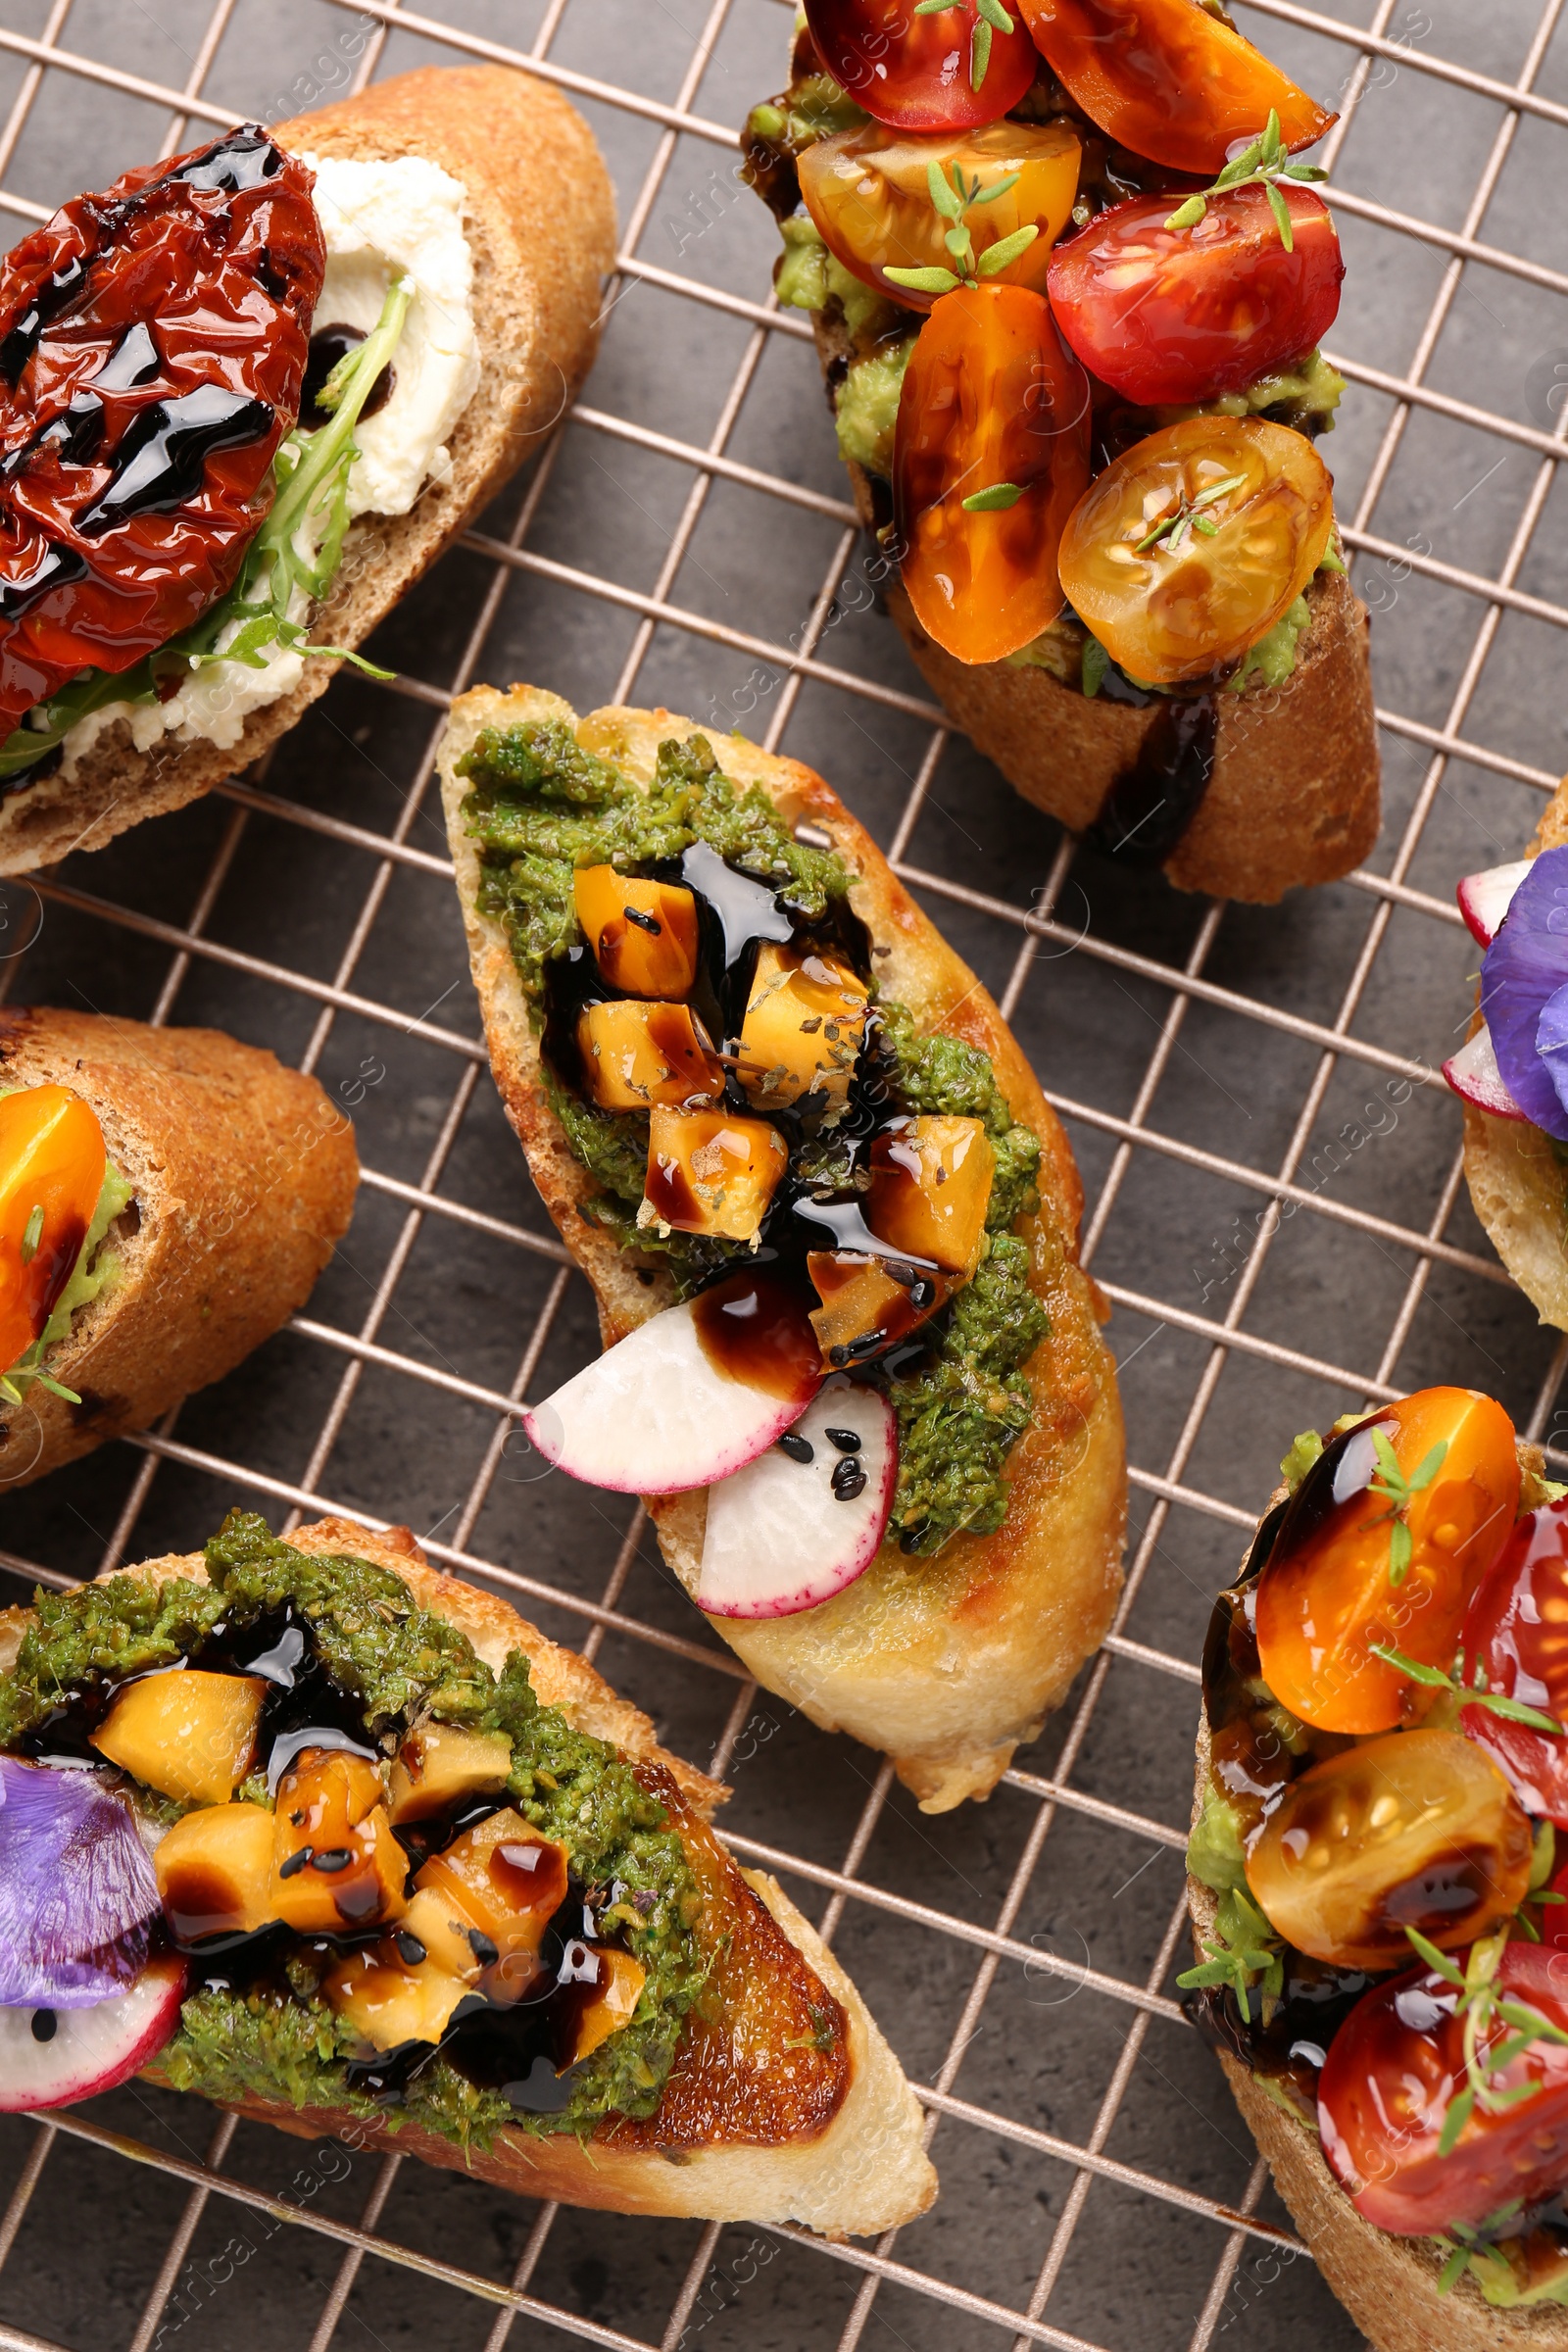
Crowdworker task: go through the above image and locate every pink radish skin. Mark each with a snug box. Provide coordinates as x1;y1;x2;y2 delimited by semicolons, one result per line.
1443;1022;1530;1122
0;1953;186;2113
698;1384;897;1619
1457;858;1532;948
523;1297;820;1496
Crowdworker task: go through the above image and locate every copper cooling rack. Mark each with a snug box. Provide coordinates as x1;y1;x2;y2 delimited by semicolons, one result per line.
1;0;1566;2345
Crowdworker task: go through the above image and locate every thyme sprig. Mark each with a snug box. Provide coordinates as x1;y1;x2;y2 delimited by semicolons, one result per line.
1404;1924;1568;2158
960;480;1025;513
911;0;1017;94
884;160;1041;298
1176;1886;1284;2025
1164;110;1329;251
1367;1642;1565;1738
1366;1428;1447;1585
1133;470;1248;555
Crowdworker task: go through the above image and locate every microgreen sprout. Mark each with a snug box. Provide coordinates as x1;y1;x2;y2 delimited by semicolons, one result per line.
19;1204;42;1266
1404;1924;1568;2158
1133;470;1249;556
884;160;1040;298
1176;1886;1283;2025
911;0;1017;94
1164;111;1329;251
960;480;1026;512
1365;1428;1447;1585
1367;1642;1565;1736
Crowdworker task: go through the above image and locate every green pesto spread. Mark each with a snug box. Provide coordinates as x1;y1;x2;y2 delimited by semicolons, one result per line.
0;1512;706;2148
2;1154;134;1405
776;216;902;351
458;720;1047;1557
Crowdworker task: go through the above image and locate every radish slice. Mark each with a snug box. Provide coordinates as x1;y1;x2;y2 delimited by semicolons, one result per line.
523;1281;821;1496
1457;858;1532;948
697;1383;897;1619
1443;1022;1530;1122
0;1952;186;2112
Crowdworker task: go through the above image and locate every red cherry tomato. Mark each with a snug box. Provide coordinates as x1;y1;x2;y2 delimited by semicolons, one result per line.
799;121;1082;310
0;126;324;741
1319;1939;1568;2234
1047;183;1343;407
1460;1498;1568;1824
893;282;1092;663
0;1085;107;1372
1251;1389;1520;1735
1015;0;1335;173
804;0;1039;131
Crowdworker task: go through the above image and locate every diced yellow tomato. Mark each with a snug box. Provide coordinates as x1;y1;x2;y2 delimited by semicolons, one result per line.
642;1106;788;1243
736;945;869;1115
806;1250;952;1370
577;1001;723;1112
574;868;700;999
93;1670;267;1807
0;1085;108;1374
413;1810;569;2003
387;1722;514;1826
270;1747;407;1935
865;1115;994;1276
155;1801;277;1940
324;1940;473;2052
565;1947;647;2065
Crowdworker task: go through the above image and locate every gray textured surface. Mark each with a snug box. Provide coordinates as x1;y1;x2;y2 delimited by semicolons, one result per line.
0;1;1565;2347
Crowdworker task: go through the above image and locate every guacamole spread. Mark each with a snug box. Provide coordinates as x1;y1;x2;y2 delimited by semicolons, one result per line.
1;1513;707;2148
458;720;1048;1557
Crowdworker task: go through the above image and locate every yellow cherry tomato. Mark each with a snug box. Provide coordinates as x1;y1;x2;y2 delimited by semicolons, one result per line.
0;1085;107;1374
798;120;1083;310
1056;415;1334;684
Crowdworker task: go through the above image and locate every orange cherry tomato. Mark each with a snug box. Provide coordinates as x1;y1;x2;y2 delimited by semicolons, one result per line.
1015;0;1336;174
893;282;1092;663
1254;1389;1521;1735
1245;1728;1532;1970
1460;1498;1568;1824
1320;1939;1568;2235
798;121;1082;311
0;1085;107;1372
1056;415;1334;684
803;0;1040;132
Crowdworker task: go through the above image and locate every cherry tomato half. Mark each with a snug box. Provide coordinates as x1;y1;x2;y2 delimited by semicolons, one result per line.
1253;1389;1520;1736
1047;183;1343;407
804;0;1039;132
1319;1938;1568;2235
1246;1728;1532;1971
1460;1498;1568;1824
799;121;1082;310
1015;0;1335;174
0;1085;107;1373
1056;413;1333;684
893;282;1092;663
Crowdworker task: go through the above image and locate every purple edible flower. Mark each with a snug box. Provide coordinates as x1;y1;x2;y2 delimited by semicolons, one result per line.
1479;846;1568;1140
0;1753;159;2008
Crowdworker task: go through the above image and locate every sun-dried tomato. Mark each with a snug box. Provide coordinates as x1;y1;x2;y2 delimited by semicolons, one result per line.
0;125;325;742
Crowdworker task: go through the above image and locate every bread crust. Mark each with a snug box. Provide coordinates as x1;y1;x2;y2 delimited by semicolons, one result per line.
0;1009;358;1487
1462;773;1568;1330
117;1516;938;2235
808;311;1381;904
0;64;616;876
437;686;1126;1813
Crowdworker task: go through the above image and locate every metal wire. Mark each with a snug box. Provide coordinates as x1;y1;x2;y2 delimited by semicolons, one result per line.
0;0;1563;2345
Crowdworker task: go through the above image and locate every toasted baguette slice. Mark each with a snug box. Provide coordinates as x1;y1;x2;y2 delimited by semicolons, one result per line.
1185;1449;1568;2352
0;64;615;878
121;1516;938;2236
0;1008;358;1488
1462;771;1568;1329
809;311;1381;906
438;685;1127;1814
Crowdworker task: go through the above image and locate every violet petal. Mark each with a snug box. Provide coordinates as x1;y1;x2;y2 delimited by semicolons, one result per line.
0;1754;160;2009
1540;982;1568;1118
1479;846;1568;1140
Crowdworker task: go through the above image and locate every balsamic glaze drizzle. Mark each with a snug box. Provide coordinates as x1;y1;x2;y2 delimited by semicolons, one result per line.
1085;693;1219;867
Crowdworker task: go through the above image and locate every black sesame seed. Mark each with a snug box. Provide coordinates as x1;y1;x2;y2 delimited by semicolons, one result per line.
777;1432;814;1463
29;2009;56;2043
309;1847;353;1874
831;1459;867;1501
278;1845;313;1879
823;1427;861;1453
908;1278;937;1310
466;1928;501;1966
623;905;662;934
395;1931;427;1967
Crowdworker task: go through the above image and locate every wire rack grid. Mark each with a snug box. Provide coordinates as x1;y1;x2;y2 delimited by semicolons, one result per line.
0;0;1564;2346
